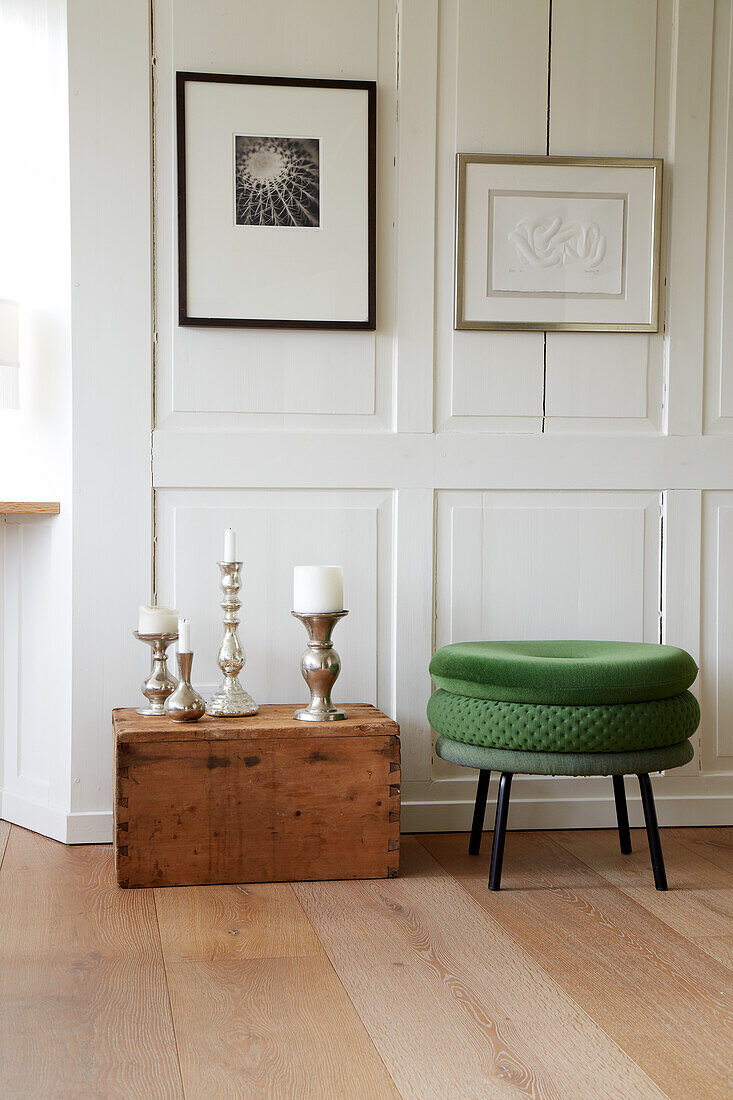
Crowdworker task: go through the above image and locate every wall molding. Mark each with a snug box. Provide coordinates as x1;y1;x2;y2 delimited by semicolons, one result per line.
0;789;113;845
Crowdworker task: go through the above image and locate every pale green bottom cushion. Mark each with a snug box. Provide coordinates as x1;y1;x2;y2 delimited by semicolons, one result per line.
435;735;695;777
426;688;700;753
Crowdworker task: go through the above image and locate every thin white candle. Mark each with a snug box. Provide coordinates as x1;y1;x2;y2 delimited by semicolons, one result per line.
224;528;237;562
293;566;344;613
139;605;179;635
178;618;191;652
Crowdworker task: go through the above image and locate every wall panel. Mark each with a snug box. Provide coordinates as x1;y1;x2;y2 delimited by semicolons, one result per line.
436;490;661;650
544;0;665;434
156;489;393;710
153;0;397;433
705;0;733;433
701;492;733;771
2;521;54;803
435;0;548;433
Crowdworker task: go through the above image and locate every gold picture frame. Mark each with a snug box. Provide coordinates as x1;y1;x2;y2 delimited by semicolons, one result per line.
454;154;663;333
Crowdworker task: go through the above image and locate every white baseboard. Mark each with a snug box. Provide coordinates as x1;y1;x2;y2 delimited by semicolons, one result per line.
0;790;113;844
3;789;731;847
402;793;733;832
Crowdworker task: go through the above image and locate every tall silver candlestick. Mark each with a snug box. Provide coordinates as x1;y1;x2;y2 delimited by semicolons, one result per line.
133;631;178;716
292;610;348;721
206;561;258;717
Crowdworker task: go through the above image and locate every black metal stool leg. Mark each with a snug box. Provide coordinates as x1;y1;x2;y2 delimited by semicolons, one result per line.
488;772;513;891
637;773;668;891
469;769;491;855
612;775;632;854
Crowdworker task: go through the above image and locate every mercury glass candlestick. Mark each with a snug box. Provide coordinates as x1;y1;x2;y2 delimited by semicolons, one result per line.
133;631;178;716
292;610;348;721
164;651;206;722
206;561;258;717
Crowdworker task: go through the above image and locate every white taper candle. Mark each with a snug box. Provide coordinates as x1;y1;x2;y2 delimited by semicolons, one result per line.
224;528;237;562
178;618;191;652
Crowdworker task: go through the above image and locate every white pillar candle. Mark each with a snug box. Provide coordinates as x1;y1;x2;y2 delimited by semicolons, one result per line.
178;618;191;652
293;566;344;613
224;528;237;562
139;605;179;635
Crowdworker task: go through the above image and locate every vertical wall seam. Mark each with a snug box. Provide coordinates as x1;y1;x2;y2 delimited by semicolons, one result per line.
149;0;157;602
541;0;552;433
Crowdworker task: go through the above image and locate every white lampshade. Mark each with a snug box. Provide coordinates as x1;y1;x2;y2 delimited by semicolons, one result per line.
0;299;20;409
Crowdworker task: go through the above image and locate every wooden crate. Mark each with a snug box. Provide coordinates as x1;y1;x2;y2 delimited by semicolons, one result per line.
113;704;400;888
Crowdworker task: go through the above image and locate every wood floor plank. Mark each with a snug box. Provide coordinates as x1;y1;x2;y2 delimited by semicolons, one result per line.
420;831;733;1100
0;826;183;1098
549;827;733;944
155;876;397;1097
0;825;162;960
154;882;325;961
667;827;733;876
295;837;667;1100
694;936;733;969
164;958;399;1098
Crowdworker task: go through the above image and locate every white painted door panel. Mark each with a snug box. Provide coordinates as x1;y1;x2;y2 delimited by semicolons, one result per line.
147;0;733;833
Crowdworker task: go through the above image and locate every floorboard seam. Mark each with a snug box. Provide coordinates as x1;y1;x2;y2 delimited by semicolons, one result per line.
546;830;733;967
152;888;188;1100
289;881;406;1099
0;821;11;871
664;828;733;879
412;834;673;1100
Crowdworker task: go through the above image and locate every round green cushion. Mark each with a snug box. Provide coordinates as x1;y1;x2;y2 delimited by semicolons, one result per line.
429;640;697;705
435;734;695;776
426;688;700;753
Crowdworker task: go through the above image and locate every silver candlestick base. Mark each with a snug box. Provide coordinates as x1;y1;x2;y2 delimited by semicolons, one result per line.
206;561;258;718
133;631;178;716
164;651;206;722
292;610;349;721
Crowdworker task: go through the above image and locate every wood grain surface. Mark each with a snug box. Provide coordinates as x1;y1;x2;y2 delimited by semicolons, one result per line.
115;706;400;888
113;703;399;743
420;830;733;1100
0;826;182;1099
154;882;325;961
0;819;9;868
295;837;668;1099
0;502;60;514
2;822;731;1098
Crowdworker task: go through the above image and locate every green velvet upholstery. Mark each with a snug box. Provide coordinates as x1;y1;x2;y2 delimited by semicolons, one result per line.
435;734;695;777
429;640;698;705
426;688;700;753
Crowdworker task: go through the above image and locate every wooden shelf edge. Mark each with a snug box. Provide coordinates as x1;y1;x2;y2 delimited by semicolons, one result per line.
0;502;60;515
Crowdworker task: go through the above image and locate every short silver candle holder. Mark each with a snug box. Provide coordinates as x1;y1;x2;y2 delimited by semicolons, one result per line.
206;561;258;718
292;610;349;722
164;651;206;722
133;631;178;716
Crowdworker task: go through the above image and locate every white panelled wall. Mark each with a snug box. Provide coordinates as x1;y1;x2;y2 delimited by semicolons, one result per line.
2;0;733;840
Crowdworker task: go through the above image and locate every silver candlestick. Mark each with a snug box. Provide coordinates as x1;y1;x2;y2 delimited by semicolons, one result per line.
206;561;258;717
164;651;206;722
292;610;349;721
133;631;178;716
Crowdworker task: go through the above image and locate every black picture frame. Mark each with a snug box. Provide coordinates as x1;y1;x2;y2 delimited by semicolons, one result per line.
176;72;377;330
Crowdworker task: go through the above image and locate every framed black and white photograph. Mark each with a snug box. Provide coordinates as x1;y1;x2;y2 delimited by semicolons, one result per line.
176;73;376;329
454;155;663;332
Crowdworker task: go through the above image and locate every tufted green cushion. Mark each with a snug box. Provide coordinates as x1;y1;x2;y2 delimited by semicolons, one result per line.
426;688;700;753
434;734;695;776
429;640;697;705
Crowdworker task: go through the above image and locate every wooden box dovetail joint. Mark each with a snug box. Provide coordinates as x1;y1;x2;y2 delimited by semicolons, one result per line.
113;703;400;888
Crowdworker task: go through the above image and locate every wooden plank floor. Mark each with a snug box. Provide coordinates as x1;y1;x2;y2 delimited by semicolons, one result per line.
0;824;731;1099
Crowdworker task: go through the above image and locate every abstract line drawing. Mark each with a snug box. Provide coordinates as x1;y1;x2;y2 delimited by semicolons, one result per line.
235;136;320;227
508;216;607;269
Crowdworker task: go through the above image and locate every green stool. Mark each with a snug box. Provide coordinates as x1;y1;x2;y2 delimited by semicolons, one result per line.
428;640;700;891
